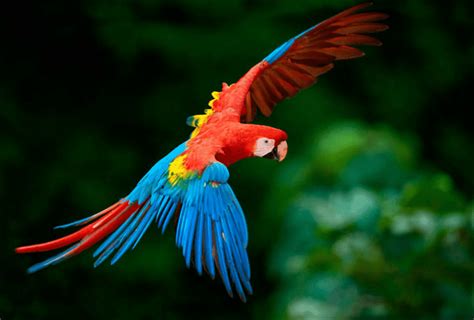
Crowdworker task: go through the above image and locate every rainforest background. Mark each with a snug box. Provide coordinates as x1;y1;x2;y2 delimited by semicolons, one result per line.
0;0;472;319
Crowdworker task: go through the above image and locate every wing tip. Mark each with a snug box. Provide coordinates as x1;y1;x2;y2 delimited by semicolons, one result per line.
358;2;374;9
378;13;390;21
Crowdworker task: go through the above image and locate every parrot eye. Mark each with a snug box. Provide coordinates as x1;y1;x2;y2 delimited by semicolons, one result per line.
264;139;269;144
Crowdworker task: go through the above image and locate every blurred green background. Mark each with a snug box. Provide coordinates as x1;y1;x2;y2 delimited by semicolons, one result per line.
1;0;472;319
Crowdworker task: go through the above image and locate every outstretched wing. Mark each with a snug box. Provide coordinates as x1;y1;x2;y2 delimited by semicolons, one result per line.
176;162;252;301
239;2;388;122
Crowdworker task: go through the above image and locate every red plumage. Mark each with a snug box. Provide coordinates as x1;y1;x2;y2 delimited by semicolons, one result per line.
16;201;141;256
239;2;388;122
16;3;387;301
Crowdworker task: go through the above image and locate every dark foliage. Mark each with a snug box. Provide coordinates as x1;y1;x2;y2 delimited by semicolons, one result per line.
1;1;472;319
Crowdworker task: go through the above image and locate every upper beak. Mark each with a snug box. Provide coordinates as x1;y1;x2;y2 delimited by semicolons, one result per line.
277;140;288;162
263;141;288;162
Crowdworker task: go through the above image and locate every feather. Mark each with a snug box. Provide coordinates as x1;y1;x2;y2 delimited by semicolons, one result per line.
214;221;232;297
204;214;215;278
235;2;387;122
172;162;252;301
54;202;122;229
318;45;365;60
328;34;382;46
332;12;389;26
335;23;389;34
194;212;204;274
251;85;273;116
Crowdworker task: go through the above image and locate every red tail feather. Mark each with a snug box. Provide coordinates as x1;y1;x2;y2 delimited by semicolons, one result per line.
15;201;140;256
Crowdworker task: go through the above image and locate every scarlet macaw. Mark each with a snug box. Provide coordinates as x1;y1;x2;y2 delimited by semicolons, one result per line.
16;3;388;301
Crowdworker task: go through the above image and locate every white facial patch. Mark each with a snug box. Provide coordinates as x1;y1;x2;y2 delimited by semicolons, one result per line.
254;138;276;157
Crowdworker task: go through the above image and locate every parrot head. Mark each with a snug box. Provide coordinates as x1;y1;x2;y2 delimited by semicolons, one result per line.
217;125;288;165
253;128;288;162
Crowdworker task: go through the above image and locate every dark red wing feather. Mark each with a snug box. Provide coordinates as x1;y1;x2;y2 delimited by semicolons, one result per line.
241;3;388;122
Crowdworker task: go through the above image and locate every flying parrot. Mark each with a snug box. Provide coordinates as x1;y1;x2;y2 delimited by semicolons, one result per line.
16;3;388;301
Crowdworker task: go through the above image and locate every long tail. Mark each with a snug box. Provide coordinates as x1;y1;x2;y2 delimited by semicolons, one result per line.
15;200;143;273
16;142;188;273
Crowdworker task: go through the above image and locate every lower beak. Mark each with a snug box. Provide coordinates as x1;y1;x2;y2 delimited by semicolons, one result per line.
263;141;288;162
263;148;279;161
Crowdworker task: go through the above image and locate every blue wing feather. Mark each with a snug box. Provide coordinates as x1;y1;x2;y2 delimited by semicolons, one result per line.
263;38;295;64
110;207;150;265
160;200;177;233
263;23;320;64
204;215;215;278
194;213;204;274
92;142;187;267
176;162;252;301
214;220;232;296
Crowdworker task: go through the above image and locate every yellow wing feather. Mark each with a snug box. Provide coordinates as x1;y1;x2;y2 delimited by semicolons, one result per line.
186;91;220;139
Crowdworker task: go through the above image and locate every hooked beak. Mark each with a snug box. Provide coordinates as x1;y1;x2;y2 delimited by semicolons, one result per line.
263;141;288;162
